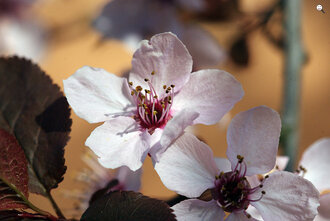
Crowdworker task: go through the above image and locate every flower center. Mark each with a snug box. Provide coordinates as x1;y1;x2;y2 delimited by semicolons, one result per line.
129;71;174;134
213;155;267;215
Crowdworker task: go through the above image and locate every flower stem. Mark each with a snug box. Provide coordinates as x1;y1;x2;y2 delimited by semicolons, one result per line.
45;190;66;219
281;0;304;171
1;176;58;221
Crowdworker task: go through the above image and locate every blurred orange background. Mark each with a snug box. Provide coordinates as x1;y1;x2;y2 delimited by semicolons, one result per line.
6;0;329;218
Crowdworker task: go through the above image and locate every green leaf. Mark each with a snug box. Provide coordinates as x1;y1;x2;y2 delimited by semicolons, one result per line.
0;129;29;210
81;191;177;221
0;56;72;195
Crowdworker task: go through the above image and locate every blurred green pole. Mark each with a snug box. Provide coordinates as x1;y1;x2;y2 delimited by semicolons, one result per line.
282;0;304;171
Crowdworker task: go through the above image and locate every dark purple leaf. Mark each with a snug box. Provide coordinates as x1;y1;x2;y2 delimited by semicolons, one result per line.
81;191;177;221
0;210;63;220
230;36;250;66
88;179;119;206
0;56;72;195
0;129;29;210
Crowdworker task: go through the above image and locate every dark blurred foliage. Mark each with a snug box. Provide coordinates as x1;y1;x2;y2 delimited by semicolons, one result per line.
93;0;226;69
229;35;249;66
0;0;34;18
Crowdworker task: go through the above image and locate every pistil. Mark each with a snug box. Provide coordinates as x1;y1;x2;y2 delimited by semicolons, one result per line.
213;155;267;216
129;71;174;133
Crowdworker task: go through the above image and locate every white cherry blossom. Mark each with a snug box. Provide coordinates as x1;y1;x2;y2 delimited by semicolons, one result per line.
300;138;330;221
63;32;244;171
155;106;320;221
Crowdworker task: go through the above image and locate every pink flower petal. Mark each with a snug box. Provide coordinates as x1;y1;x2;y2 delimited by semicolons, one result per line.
275;156;289;171
152;109;199;160
116;166;142;191
226;212;259;221
63;66;134;123
245;175;261;189
318;193;330;219
251;171;320;221
214;157;232;173
226;106;281;176
129;32;192;96
85;117;150;171
314;214;330;221
172;69;243;125
175;0;206;13
155;133;219;198
299;138;330;192
0;19;46;61
246;205;263;221
172;199;225;221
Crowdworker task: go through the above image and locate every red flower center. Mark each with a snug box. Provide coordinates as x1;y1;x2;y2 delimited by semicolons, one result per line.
213;155;267;217
129;72;174;134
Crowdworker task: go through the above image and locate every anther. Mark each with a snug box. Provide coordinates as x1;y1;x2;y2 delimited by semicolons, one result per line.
154;95;158;99
171;84;175;88
136;86;142;92
129;82;133;86
131;91;135;96
299;165;307;173
163;85;167;89
261;191;266;195
153;111;158;115
151;71;155;75
237;183;244;189
237;155;244;163
144;78;149;82
264;175;269;179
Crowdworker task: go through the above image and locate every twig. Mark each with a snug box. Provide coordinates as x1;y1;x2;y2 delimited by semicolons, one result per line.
0;176;58;221
46;191;66;219
281;0;304;171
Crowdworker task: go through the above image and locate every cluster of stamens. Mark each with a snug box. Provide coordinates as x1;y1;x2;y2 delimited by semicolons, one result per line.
213;155;268;218
129;71;174;134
